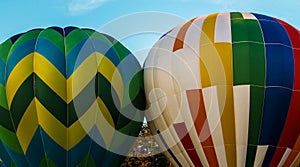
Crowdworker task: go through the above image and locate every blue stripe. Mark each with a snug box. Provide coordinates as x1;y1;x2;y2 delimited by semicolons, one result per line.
67;38;121;78
68;132;91;167
2;143;29;167
35;38;66;77
255;13;294;166
0;60;5;85
0;140;12;167
40;127;66;167
25;127;45;167
253;13;292;46
66;38;91;78
259;87;292;165
91;38;120;66
6;39;36;80
262;146;276;166
264;45;294;88
89;126;126;167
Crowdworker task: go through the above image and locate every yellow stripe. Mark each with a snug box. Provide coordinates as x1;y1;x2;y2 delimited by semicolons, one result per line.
292;155;300;167
95;97;115;147
68;100;96;149
200;13;236;166
16;99;39;153
67;53;98;103
34;53;67;102
68;52;123;104
35;98;68;149
96;96;115;127
97;53;123;103
6;53;34;107
35;97;96;150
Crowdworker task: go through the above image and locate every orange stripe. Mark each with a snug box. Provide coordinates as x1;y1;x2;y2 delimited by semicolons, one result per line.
283;135;300;167
173;18;196;52
186;89;219;166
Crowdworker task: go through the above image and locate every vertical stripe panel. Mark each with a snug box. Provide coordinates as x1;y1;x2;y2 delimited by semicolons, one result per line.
202;86;227;166
269;19;300;166
230;12;266;166
254;145;268;167
215;13;232;43
233;85;250;167
201;13;236;166
174;122;203;167
278;148;292;166
253;13;294;166
186;89;219;166
283;135;300;167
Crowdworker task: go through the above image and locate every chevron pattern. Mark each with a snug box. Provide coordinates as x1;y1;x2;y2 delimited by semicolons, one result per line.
0;27;145;167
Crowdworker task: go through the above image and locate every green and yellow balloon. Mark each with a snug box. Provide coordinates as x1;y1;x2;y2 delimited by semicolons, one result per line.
0;27;145;167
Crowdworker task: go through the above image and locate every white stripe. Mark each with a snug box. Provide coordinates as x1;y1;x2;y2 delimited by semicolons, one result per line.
233;85;250;167
291;152;300;166
181;16;207;89
241;12;257;20
202;86;227;167
254;145;269;167
215;12;232;43
278;148;292;166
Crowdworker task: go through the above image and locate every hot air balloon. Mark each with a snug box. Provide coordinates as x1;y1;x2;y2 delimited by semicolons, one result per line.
144;12;300;167
0;26;145;167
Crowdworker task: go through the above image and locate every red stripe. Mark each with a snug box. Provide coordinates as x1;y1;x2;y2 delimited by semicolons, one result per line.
283;136;300;167
186;89;219;166
269;19;300;166
174;122;203;167
173;18;196;52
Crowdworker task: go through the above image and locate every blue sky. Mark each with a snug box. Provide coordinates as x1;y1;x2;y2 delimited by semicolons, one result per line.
0;0;299;64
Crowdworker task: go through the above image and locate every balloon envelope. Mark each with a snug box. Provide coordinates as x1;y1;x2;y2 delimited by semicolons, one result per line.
0;27;145;167
144;12;300;167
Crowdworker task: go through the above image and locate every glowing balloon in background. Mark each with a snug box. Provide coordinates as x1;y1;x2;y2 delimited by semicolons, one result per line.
0;27;145;167
144;12;300;167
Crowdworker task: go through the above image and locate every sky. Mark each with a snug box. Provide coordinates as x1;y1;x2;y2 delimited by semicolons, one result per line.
0;0;299;64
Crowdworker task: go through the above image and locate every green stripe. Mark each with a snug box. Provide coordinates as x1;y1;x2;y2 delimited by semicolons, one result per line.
83;29;113;46
0;105;14;131
246;86;265;167
97;73;122;128
10;74;34;128
0;38;13;63
38;154;58;167
34;75;67;126
230;12;266;167
0;126;22;153
112;42;131;61
68;76;98;126
9;30;42;56
76;153;96;167
230;12;243;20
65;29;89;56
38;29;65;53
0;85;8;110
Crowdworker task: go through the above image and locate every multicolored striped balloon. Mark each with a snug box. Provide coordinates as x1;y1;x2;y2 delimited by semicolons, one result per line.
144;12;300;167
0;26;145;167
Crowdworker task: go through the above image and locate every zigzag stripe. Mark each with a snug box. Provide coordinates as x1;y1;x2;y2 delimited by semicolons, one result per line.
0;27;144;166
16;99;38;153
6;53;34;106
6;52;123;105
9;70;121;129
15;96;119;153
